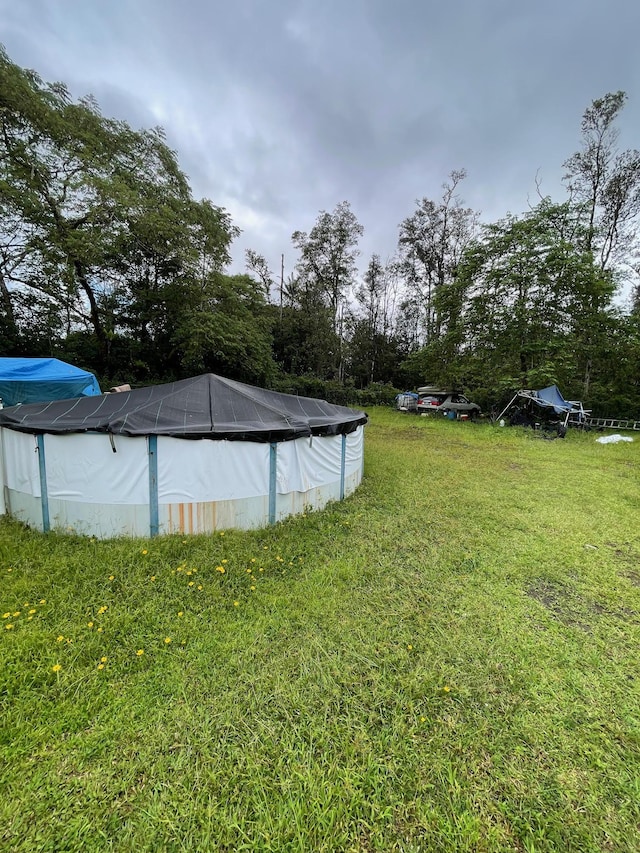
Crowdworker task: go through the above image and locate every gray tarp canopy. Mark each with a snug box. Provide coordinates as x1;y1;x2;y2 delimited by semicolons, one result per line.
0;373;368;442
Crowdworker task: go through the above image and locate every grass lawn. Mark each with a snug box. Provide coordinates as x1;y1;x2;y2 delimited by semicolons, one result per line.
1;408;639;852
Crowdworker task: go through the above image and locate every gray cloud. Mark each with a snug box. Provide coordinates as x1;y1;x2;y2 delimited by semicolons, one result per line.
1;0;639;282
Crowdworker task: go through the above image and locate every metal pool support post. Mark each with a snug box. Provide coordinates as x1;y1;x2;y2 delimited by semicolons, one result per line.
340;433;347;501
36;434;50;533
269;442;277;524
0;428;6;517
148;435;159;537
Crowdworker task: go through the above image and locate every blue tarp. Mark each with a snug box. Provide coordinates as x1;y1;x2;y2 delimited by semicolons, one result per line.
535;385;572;414
0;358;101;407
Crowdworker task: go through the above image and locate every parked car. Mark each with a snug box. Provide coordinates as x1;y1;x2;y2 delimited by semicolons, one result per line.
416;387;481;419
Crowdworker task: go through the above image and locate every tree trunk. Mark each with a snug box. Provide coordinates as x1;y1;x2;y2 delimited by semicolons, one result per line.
583;357;592;399
0;269;19;351
520;350;528;387
0;269;17;330
73;259;108;367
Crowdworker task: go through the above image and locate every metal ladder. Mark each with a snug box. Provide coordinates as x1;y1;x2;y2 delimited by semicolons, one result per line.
585;417;640;431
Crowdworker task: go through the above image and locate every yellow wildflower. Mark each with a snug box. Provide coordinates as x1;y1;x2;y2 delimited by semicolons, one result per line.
215;566;225;573
142;549;148;555
28;609;36;615
188;581;194;587
177;611;183;617
5;624;14;630
56;635;64;642
40;599;46;604
221;559;228;564
2;613;9;619
197;585;203;591
52;664;62;672
186;570;192;576
136;649;144;656
109;575;115;581
250;585;256;591
97;627;103;633
407;644;413;650
164;637;171;644
250;558;256;563
12;612;20;617
100;656;107;663
150;576;156;582
442;685;451;693
87;621;94;628
233;601;239;607
97;663;104;670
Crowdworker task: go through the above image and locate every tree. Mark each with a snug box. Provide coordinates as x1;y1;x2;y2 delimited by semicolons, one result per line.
268;267;339;379
397;170;478;345
171;273;275;384
244;249;273;299
0;49;192;365
453;200;614;396
271;302;338;379
0;48;241;381
563;91;640;277
291;201;363;380
348;254;405;386
109;195;238;379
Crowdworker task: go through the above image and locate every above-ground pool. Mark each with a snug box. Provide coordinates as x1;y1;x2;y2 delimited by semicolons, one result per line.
0;374;367;538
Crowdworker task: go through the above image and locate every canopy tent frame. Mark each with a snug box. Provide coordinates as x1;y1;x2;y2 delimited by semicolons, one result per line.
496;386;590;429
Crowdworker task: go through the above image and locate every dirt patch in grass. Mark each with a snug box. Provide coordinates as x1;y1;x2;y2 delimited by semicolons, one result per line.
527;579;591;632
616;606;639;621
604;542;640;589
527;578;638;628
588;600;608;616
605;542;639;562
527;578;606;633
393;425;429;440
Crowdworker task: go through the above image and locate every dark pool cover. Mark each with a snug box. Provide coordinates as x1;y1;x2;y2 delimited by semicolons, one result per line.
0;374;368;442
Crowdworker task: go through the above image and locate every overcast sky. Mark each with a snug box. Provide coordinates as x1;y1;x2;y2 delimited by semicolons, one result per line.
1;0;639;284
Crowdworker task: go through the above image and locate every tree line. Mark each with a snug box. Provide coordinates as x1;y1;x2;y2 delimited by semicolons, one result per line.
1;48;639;416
